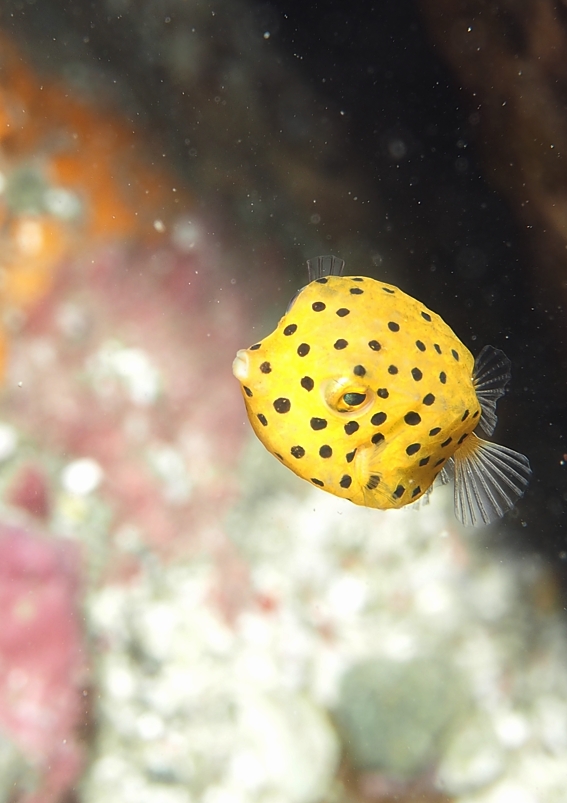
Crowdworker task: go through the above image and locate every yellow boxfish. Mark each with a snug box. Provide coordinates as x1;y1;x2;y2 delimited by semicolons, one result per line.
232;256;531;526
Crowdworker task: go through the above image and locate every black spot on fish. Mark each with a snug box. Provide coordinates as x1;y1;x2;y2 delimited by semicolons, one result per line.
441;437;452;448
406;443;421;455
388;365;399;374
423;393;435;405
344;421;359;435
421;311;432;321
250;344;261;350
334;339;348;349
434;343;442;354
372;432;385;445
435;458;446;467
411;367;423;381
301;376;314;391
273;398;291;414
297;343;310;357
284;324;297;336
419;456;430;466
429;427;441;436
291;445;305;458
346;449;357;463
411;486;422;498
312;302;326;312
393;484;406;499
371;412;387;426
336;308;350;317
319;445;333;458
353;364;366;376
388;321;400;332
350;287;364;295
416;340;426;352
260;361;271;374
340;475;352;489
377;388;389;399
461;409;469;421
311;417;328;430
257;413;268;426
458;432;469;444
382;287;395;294
404;411;421;426
439;371;447;384
312;478;324;487
316;278;328;284
368;340;381;351
351;277;364;282
473;410;480;418
275;453;283;460
366;474;381;489
451;349;459;361
244;386;253;397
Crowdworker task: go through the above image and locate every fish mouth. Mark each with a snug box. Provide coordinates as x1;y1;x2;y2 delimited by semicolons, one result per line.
232;349;250;381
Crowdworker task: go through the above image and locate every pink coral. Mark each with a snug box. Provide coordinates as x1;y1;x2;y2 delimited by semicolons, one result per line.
0;522;85;801
5;232;254;568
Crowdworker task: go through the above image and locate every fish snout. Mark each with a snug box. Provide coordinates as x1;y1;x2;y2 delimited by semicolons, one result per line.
232;349;250;382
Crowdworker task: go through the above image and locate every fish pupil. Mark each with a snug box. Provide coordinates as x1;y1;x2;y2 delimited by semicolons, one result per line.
342;392;366;406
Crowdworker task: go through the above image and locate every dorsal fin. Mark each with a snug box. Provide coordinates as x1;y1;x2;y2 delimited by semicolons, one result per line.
307;255;345;283
473;345;511;436
453;432;531;527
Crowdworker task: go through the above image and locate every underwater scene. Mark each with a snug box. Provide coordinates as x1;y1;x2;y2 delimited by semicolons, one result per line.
0;0;565;801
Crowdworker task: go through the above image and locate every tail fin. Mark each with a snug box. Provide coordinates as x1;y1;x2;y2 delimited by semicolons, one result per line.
453;433;531;527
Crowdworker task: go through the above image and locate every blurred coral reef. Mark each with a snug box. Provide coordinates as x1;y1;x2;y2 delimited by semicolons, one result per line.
0;3;565;803
0;521;85;803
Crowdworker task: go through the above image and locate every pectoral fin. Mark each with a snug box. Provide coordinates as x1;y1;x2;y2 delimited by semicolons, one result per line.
472;345;511;436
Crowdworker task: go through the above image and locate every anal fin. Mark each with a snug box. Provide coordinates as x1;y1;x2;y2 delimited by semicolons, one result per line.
473;345;511;436
453;432;531;527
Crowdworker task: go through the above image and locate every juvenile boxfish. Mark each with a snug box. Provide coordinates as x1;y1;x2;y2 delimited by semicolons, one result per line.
232;256;531;526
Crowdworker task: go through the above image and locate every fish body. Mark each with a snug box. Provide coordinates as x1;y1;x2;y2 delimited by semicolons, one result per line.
233;257;531;526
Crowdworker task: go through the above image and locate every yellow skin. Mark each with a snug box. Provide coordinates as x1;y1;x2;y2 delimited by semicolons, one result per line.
233;275;482;510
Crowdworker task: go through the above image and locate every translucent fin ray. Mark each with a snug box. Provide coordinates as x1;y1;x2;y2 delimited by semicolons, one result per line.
437;458;455;486
307;255;345;283
453;433;531;527
472;345;511;436
410;486;432;510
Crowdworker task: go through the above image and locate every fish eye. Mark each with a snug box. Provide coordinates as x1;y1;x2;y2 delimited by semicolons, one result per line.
322;378;373;416
342;392;367;406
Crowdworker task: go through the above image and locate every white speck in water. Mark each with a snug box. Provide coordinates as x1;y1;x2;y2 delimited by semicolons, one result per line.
153;219;166;233
61;458;103;495
263;31;270;39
